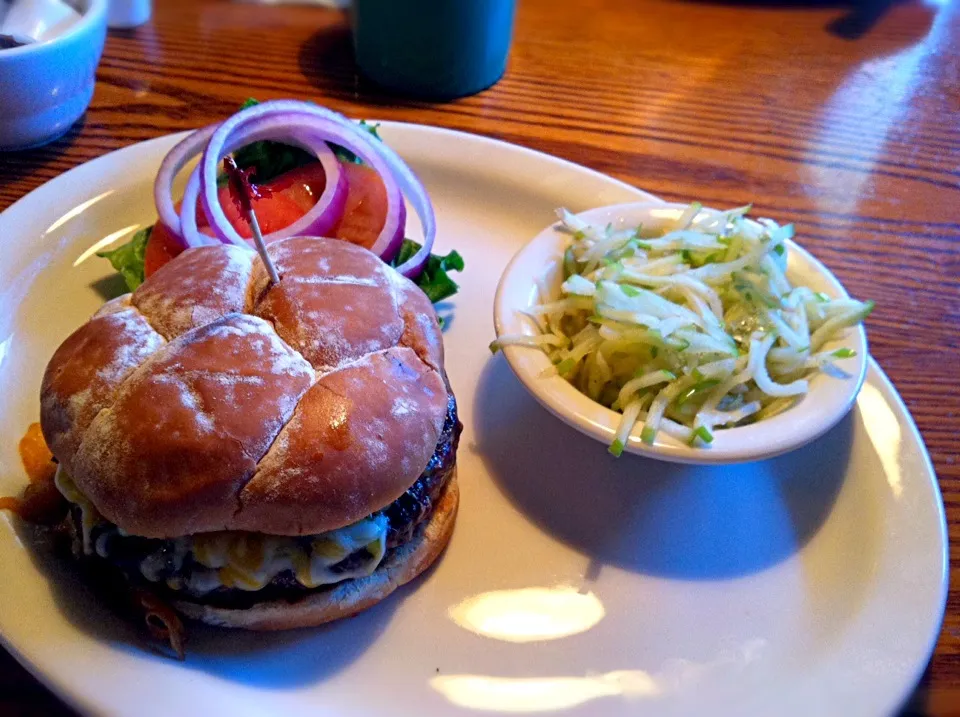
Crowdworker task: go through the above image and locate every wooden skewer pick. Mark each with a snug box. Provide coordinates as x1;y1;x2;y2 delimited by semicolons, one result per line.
223;156;280;286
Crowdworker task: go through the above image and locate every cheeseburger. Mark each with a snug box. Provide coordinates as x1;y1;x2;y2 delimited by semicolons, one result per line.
39;236;460;637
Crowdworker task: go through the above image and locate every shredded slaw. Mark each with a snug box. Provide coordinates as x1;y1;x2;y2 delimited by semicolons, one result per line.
491;204;873;454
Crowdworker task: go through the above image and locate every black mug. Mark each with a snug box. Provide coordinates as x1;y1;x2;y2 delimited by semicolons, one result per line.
352;0;517;100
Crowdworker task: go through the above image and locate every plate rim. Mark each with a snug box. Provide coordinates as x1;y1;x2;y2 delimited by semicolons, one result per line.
864;360;949;717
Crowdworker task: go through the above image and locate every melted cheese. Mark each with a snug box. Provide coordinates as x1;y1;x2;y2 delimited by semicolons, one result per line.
184;515;388;594
54;468;102;555
55;470;390;595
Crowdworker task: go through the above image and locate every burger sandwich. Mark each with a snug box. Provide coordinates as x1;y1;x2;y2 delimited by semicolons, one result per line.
39;236;461;644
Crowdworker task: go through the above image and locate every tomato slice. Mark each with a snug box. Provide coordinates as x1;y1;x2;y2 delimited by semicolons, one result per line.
266;162;327;213
144;186;304;277
144;219;188;278
219;185;309;239
144;159;390;277
333;162;389;250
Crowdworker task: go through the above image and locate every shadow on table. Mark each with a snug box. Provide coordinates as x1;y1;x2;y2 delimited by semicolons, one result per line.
0;118;86;199
474;355;851;580
11;519;398;689
898;664;934;716
0;646;78;716
824;0;908;39
296;23;446;109
677;0;913;40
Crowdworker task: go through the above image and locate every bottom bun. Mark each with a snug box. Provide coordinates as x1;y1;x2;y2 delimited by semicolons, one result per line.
173;472;459;630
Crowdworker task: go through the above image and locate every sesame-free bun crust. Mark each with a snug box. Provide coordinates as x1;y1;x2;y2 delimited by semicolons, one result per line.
40;238;449;538
173;473;458;630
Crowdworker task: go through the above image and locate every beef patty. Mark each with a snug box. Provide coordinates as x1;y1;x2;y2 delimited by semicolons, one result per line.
69;393;461;610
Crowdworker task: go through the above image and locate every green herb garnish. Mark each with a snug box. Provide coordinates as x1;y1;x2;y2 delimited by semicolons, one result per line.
831;348;857;359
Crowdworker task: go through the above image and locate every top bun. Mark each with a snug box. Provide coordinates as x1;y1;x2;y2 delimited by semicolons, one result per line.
40;237;449;538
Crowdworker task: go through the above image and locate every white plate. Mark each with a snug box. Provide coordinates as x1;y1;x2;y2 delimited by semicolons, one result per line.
0;124;947;717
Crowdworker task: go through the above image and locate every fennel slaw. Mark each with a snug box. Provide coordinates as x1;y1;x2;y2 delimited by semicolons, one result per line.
491;203;873;454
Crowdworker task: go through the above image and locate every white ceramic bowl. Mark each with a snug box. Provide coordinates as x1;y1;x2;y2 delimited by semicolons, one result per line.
0;0;107;151
494;202;869;465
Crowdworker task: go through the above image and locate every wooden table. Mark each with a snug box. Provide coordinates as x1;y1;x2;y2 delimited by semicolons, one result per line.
1;0;957;714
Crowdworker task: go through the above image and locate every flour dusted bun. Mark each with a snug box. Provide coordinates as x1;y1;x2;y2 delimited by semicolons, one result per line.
40;237;450;538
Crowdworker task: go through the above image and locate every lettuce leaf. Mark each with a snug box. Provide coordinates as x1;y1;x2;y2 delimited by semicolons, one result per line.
391;239;465;303
330;120;382;164
97;226;152;292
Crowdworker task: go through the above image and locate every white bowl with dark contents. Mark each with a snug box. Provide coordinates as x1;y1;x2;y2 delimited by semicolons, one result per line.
493;201;870;465
0;0;107;151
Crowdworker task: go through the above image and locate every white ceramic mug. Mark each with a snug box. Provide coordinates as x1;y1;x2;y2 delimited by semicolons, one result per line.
107;0;150;29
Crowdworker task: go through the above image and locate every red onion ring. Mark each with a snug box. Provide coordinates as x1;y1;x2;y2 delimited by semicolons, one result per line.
153;124;216;245
201;105;404;260
368;135;435;279
177;170;216;248
155;100;437;277
202;101;428;268
179;119;347;249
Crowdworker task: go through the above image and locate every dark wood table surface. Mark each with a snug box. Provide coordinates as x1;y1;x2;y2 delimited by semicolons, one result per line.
1;0;958;714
